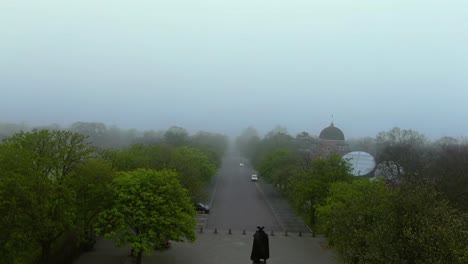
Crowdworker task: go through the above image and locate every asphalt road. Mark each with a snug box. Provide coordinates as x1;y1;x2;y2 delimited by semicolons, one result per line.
204;153;281;232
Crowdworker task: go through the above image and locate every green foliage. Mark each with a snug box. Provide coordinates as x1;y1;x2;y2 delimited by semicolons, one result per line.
0;171;38;263
295;131;319;150
318;180;468;263
288;155;353;229
0;167;76;263
96;169;196;263
0;129;95;262
390;185;468;264
2;129;95;182
69;122;108;148
164;126;190;146
257;149;300;191
104;144;174;171
375;127;427;180
65;159;116;248
31;180;76;262
190;131;229;167
104;144;217;200
169;146;217;201
251;132;295;168
375;128;468;213
424;141;468;212
317;179;394;263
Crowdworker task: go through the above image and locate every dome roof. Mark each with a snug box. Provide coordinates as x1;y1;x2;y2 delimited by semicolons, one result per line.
319;122;345;141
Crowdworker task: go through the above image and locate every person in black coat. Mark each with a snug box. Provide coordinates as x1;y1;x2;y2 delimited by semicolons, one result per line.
250;226;269;263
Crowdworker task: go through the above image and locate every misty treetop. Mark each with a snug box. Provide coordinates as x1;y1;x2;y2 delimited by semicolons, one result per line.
1;129;96;182
0;122;229;154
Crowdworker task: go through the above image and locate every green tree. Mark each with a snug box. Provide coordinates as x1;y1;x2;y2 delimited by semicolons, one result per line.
317;179;468;263
102;144;217;201
251;131;295;168
101;144;174;172
295;131;318;150
0;129;94;262
190;131;229;167
69;122;110;148
389;185;468;264
3;129;95;182
0;170;38;263
169;146;217;201
0;155;76;263
96;169;196;264
425;140;468;212
65;159;116;250
164;126;190;147
288;155;353;234
31;179;76;263
375;127;427;182
257;149;300;191
317;179;394;263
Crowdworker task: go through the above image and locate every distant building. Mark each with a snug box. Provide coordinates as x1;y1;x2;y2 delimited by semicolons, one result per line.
312;122;349;157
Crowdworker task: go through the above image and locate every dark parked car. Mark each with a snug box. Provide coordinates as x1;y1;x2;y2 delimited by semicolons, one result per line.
195;203;210;214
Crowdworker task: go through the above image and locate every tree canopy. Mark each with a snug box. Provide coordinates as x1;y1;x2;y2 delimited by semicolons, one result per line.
0;129;95;263
318;179;468;263
96;169;197;264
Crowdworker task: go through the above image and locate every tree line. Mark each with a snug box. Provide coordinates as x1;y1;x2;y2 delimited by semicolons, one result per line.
236;126;468;263
0;126;228;264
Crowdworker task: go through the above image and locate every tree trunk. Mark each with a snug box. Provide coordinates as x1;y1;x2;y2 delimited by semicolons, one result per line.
41;241;51;264
310;206;316;237
136;251;143;264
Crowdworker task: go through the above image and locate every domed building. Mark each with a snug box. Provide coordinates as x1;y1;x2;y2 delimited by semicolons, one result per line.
313;122;349;157
319;122;345;141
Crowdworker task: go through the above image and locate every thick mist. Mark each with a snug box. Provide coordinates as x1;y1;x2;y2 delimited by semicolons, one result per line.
1;0;467;138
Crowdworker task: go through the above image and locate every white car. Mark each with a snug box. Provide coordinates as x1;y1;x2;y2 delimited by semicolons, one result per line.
251;174;258;181
240;163;244;167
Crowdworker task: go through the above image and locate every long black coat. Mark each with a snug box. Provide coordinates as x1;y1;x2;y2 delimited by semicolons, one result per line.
250;229;269;261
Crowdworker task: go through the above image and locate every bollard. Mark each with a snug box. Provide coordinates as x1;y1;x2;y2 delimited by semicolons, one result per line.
214;228;218;234
270;230;274;236
228;228;232;235
299;231;302;237
285;230;288;236
243;229;246;235
199;227;203;233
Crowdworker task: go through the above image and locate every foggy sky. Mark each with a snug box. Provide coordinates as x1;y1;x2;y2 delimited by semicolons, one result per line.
1;0;467;138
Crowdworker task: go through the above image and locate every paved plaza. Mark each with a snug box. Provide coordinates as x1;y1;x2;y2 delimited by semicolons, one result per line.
74;230;337;264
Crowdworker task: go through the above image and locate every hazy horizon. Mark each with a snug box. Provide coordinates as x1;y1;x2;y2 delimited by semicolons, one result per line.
1;1;467;139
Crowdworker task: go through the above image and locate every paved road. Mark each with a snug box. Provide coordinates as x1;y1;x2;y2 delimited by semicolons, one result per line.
205;153;280;232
